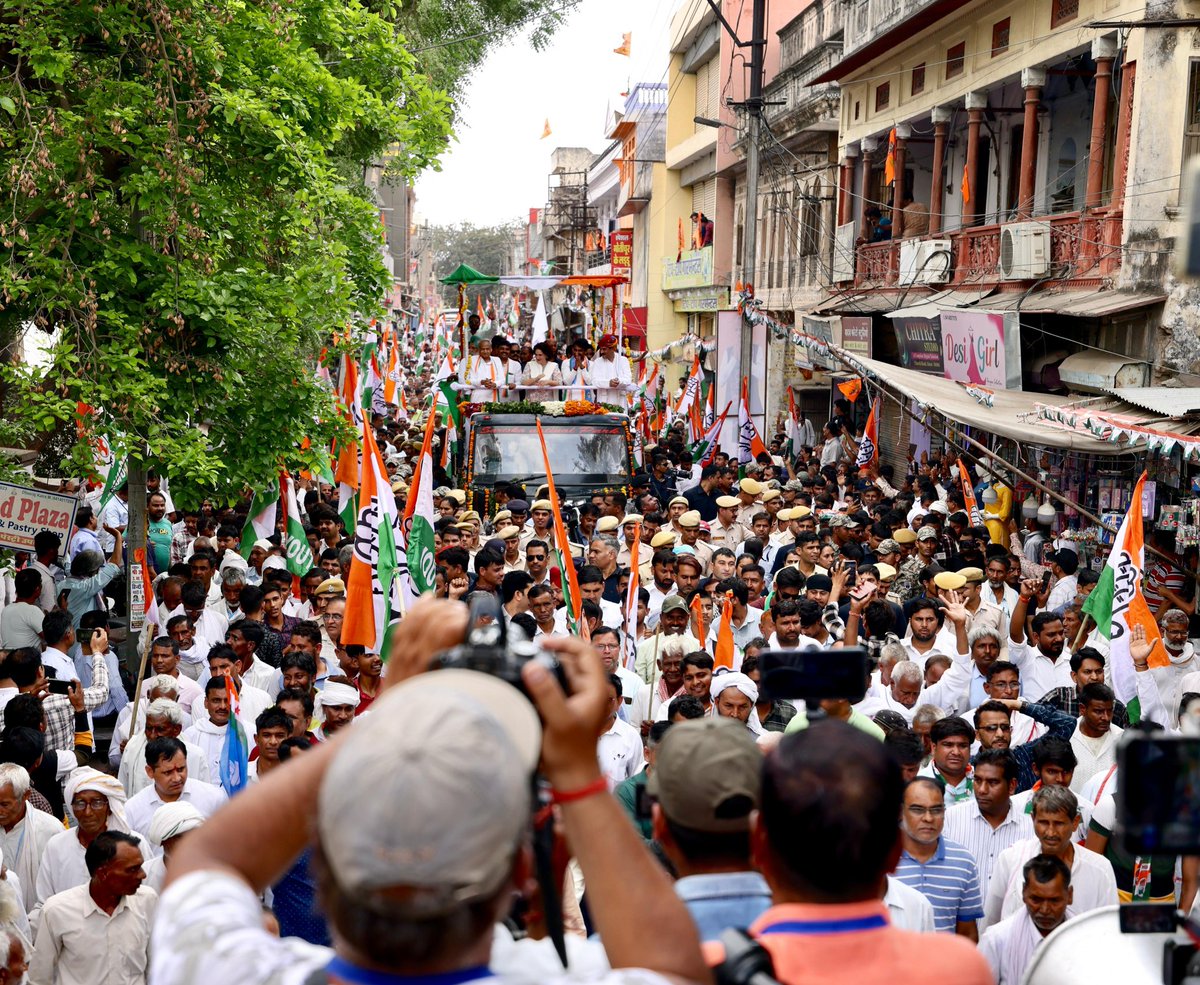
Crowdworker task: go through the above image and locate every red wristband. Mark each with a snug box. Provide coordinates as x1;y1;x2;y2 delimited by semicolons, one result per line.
550;777;608;805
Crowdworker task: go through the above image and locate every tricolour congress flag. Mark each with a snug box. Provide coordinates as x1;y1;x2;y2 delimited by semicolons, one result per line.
1081;472;1170;712
622;524;641;672
402;408;438;607
691;401;732;467
342;418;400;655
957;458;983;527
536;419;584;636
239;479;279;558
738;378;768;469
855;397;879;470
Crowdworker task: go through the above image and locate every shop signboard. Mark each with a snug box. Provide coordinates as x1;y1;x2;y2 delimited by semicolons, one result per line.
893;317;944;374
662;246;714;291
939;310;1022;390
0;482;78;553
611;230;633;278
801;316;835;370
839;316;872;358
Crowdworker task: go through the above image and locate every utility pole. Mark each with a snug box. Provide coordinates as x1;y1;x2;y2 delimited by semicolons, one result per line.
704;0;767;420
739;0;766;419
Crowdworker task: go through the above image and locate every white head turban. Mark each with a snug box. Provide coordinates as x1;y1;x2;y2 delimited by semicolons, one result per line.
65;766;130;832
147;802;205;847
709;671;764;736
315;682;360;723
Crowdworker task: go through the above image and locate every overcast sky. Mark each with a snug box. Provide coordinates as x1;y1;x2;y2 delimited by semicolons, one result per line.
414;0;678;227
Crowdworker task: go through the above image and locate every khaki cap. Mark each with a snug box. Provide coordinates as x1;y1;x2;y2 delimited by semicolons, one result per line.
531;499;553;512
958;566;985;584
390;480;408;493
596;516;620;533
492;510;512;525
933;571;967;591
646;718;762;833
716;496;741;509
459;510;480;522
622;513;644;526
678;510;702;529
874;562;898;579
892;528;918;544
739;478;763;495
669;495;690;508
497;526;521;540
314;577;346;597
761;489;782;503
444;489;466;504
650;531;678;548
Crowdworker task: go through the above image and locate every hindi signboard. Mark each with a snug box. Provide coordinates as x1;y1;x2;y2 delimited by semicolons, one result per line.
611;230;633;278
0;482;78;553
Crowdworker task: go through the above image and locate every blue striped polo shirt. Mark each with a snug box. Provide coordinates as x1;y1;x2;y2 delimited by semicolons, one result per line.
893;837;984;933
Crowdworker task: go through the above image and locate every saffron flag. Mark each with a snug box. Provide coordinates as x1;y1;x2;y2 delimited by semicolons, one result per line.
623;525;641;672
677;217;685;262
1081;472;1170;712
613;31;631;56
674;355;703;423
884;127;897;186
536;419;584;634
855;397;879;470
738;378;768;468
957;459;984;527
218;673;249;796
334;353;363;532
689;592;707;644
962;162;971;205
541;118;552;139
342;419;400;655
836;378;863;404
714;592;736;671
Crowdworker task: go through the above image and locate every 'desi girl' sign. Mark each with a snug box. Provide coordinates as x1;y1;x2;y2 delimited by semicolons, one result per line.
938;310;1022;390
0;482;78;553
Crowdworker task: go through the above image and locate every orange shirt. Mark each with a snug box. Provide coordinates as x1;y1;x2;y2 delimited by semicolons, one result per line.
705;900;992;985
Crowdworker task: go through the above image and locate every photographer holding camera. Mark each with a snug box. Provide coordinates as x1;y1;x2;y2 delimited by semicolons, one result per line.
150;598;710;985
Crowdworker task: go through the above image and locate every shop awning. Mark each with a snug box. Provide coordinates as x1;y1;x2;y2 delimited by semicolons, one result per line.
1100;387;1200;416
1035;396;1200;457
973;289;1166;317
828;348;1169;453
809;291;914;314
886;287;996;320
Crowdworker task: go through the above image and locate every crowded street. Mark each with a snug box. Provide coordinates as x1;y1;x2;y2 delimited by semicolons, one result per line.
3;0;1200;982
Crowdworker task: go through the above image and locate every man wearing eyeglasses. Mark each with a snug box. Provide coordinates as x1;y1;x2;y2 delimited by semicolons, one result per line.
970;690;1076;793
894;777;984;939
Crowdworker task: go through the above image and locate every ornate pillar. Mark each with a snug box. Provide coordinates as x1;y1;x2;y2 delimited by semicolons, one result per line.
929;106;952;235
1017;67;1046;219
839;144;859;227
964;91;987;228
890;123;911;236
1086;36;1118;210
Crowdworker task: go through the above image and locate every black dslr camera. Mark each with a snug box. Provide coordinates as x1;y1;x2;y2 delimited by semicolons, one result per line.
433;593;569;697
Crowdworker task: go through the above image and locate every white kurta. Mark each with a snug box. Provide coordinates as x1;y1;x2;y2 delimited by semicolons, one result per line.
460;355;503;403
117;734;212;797
978;908;1045;984
0;808;63;913
30;883;157;985
585;354;632;406
125;780;227;849
34;829;150;915
984;836;1118;928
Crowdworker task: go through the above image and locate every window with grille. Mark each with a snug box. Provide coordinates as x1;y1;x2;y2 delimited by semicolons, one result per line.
911;64;926;95
1184;60;1200;164
991;18;1010;55
1051;0;1078;27
946;42;966;79
875;82;891;111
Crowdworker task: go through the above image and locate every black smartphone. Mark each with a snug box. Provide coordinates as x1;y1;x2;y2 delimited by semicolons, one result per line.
758;647;868;704
1041;569;1052;591
46;679;72;696
842;560;857;581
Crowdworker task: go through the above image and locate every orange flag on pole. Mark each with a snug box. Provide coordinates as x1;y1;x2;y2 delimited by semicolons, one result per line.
957;458;983;526
836;378;863;404
541;118;552;139
713;592;736;671
536;419;584;634
677;217;685;262
613;32;631;56
962;162;971;204
854;397;879;470
884;127;897;186
622;525;641;671
689;592;707;643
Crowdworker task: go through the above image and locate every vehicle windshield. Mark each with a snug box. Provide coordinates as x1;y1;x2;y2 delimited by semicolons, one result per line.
473;425;628;479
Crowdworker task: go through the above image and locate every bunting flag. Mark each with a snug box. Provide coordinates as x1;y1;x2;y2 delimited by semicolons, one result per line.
689;592;707;643
713;592;736;671
613;31;631;56
218;673;249;796
239;480;279;558
691;401;732;467
884;127;897;186
622;524;641;672
855;397;879;469
402;407;438;608
738;378;768;470
342;418;400;655
536;419;584;635
1082;472;1170;714
677;217;685;262
962;162;971;205
957;458;984;527
541;119;552;139
836;378;863;404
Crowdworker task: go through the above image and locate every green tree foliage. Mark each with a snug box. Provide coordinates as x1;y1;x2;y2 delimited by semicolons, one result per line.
428;220;523;304
0;0;453;506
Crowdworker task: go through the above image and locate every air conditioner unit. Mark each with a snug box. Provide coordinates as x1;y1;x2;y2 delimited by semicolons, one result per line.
831;222;856;283
999;222;1050;279
898;239;953;284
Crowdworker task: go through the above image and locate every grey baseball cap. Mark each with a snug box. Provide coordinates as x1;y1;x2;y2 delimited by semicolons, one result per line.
317;670;541;911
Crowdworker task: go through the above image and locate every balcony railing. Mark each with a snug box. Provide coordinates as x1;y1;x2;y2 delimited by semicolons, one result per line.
843;209;1124;287
843;0;941;56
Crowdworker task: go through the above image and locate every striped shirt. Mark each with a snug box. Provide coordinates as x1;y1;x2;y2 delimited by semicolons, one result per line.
943;799;1034;901
894;837;985;933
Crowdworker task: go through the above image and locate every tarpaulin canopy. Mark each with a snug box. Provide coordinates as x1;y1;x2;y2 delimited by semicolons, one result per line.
557;274;629;287
439;264;498;285
497;276;565;290
828;348;1168;454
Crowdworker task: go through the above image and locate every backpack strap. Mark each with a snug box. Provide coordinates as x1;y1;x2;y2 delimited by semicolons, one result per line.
713;927;781;985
